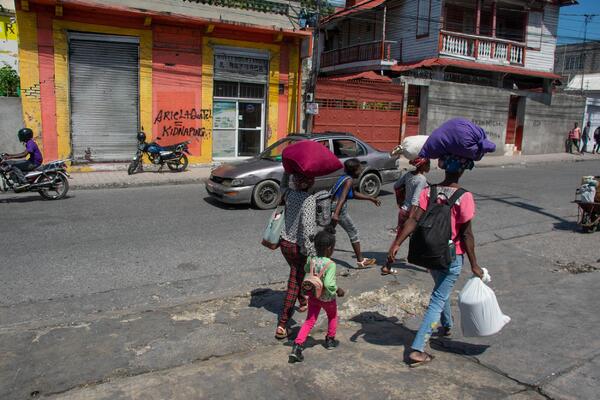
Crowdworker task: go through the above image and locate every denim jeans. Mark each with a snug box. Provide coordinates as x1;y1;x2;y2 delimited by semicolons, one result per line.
411;255;463;352
7;160;36;184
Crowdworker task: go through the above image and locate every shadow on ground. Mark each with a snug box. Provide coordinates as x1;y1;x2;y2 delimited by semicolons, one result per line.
0;194;74;204
203;196;252;210
348;311;490;363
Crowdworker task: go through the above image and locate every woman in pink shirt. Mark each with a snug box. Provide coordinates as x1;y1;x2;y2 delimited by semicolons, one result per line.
386;155;484;367
568;122;581;154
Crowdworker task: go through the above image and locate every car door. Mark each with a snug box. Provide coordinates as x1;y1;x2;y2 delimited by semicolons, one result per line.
331;137;369;182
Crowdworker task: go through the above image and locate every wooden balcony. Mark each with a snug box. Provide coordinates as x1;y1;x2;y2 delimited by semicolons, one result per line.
439;30;525;66
321;40;395;69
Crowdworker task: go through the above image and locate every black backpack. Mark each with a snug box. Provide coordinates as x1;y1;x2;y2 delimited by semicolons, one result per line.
408;185;466;270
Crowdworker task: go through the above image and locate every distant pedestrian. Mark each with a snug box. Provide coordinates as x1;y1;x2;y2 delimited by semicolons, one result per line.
276;173;317;340
568;122;581;154
581;122;591;154
387;155;484;367
289;226;345;363
331;158;381;269
381;157;431;275
593;126;600;154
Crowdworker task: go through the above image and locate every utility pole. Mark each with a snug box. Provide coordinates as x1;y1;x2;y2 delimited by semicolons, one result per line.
305;0;321;134
580;14;597;94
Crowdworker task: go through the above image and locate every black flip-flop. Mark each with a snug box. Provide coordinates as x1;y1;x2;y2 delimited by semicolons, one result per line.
275;327;290;340
408;353;435;368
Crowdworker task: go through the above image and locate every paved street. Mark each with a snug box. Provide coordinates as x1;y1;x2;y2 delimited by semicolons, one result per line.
1;160;600;399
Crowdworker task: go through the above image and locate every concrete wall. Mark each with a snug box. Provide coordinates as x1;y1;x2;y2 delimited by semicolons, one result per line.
521;93;586;155
423;80;510;156
0;97;23;153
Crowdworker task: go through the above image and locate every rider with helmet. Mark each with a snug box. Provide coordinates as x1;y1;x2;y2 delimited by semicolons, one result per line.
3;128;43;187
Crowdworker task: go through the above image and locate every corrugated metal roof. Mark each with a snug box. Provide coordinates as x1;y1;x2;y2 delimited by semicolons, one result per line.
322;0;386;24
566;73;600;91
327;71;392;82
391;57;562;80
56;0;307;35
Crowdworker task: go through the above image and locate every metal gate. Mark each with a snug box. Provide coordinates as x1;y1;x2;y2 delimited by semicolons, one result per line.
69;33;139;162
314;78;404;151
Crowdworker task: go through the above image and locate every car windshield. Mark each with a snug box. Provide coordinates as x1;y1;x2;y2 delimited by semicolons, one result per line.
259;138;300;161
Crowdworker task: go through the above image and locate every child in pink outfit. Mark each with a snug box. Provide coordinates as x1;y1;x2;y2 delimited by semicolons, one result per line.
289;226;345;363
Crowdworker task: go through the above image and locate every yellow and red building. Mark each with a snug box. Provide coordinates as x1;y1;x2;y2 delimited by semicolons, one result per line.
15;0;309;166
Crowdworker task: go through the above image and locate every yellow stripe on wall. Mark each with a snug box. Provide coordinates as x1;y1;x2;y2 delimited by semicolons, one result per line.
15;9;42;153
288;42;299;134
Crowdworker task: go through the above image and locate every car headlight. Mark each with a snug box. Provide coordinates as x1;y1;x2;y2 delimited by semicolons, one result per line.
231;178;244;187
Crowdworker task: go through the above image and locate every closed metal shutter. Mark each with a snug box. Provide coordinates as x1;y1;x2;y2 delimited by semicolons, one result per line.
69;33;139;162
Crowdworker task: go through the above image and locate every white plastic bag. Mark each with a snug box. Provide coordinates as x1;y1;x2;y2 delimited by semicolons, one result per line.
458;274;510;337
396;135;429;161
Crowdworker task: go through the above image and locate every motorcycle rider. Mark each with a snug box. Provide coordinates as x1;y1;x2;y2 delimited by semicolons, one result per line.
3;128;43;188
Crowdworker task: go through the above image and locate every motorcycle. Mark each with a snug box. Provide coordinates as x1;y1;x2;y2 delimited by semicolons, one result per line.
128;133;191;175
0;155;70;200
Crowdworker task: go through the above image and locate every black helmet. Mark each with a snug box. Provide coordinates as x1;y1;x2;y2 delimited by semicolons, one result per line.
137;131;146;142
18;128;34;143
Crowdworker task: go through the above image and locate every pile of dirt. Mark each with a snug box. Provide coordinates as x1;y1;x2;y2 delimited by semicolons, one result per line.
338;285;428;323
553;262;600;274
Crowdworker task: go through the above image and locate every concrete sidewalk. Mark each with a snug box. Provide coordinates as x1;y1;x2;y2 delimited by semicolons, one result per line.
68;152;600;190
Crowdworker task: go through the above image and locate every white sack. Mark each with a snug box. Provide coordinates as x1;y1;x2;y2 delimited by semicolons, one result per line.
458;276;510;337
399;135;428;161
580;184;596;203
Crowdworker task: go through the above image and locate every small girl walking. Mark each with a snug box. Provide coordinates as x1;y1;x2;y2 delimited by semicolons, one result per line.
289;226;345;363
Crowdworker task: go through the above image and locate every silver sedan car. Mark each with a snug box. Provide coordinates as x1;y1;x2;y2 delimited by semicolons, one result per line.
205;133;401;209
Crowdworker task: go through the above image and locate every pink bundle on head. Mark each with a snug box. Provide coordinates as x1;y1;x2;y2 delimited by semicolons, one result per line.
282;140;343;178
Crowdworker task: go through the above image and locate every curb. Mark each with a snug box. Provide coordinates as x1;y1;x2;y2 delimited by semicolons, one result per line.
70;177;208;191
69;156;600;191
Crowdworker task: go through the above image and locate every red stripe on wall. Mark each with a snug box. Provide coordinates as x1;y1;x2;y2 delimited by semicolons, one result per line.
37;9;58;160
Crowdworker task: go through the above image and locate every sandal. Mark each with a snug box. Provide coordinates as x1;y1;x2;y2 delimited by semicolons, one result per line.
356;258;376;269
275;326;289;340
408;352;435;368
380;266;399;275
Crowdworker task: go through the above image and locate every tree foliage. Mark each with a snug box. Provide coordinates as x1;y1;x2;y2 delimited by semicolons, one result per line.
0;64;20;97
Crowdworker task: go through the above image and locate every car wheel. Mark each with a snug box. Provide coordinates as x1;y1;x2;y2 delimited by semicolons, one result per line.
359;172;381;197
252;180;281;210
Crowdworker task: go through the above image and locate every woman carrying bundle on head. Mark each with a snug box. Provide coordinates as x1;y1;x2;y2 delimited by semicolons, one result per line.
381;156;431;275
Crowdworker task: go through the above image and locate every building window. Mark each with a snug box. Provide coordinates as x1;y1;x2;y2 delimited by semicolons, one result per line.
416;0;432;38
565;54;584;71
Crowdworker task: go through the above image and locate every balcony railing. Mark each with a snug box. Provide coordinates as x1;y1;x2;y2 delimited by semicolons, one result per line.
439;31;525;66
321;40;395;69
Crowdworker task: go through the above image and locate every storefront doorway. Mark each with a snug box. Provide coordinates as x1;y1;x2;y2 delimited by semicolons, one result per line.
212;49;268;160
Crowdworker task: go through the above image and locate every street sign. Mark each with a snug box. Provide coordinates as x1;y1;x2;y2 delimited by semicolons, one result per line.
306;102;319;115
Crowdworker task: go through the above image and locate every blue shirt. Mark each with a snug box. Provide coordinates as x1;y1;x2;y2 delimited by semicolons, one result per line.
333;175;353;199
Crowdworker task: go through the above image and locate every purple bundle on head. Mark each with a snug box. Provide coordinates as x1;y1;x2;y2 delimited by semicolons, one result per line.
418;118;496;161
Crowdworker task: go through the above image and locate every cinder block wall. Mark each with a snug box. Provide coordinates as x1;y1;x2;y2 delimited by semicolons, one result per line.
424;80;510;156
521;93;585;155
0;97;24;154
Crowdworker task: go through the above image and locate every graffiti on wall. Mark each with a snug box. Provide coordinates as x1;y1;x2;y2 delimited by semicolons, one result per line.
153;108;212;139
473;119;503;140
